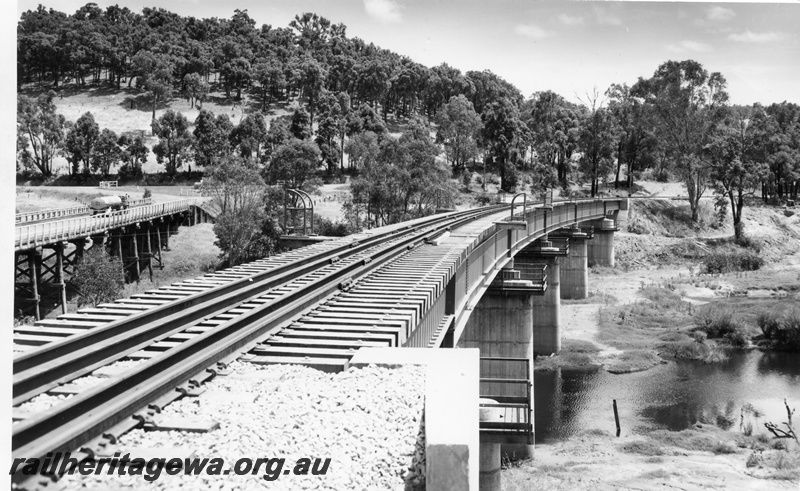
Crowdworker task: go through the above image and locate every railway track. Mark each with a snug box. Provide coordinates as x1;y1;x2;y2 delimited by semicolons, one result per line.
11;204;507;486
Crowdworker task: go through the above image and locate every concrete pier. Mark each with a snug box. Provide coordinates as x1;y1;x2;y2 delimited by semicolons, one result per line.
560;238;588;299
458;277;534;378
587;229;615;268
532;256;560;356
458;264;537;462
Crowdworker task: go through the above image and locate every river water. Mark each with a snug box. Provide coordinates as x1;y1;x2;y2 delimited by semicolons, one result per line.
534;350;800;443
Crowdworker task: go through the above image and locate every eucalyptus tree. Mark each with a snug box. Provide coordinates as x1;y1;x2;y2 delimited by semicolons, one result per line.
704;106;770;240
632;60;729;221
64;111;99;175
436;94;482;171
152;109;193;176
17;91;66;177
193;110;233;168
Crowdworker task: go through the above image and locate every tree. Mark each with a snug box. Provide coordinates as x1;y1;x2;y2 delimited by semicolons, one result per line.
632;60;729;221
220;57;251;100
72;247;124;306
205;157;280;266
253;58;286;109
151;109;192;176
17;91;65;177
64;112;100;175
436;95;482;171
182;72;209;108
267;138;322;190
764;102;800;201
481;98;524;192
290;107;312;140
522;91;581;187
132;50;174;120
348;118;452;227
118;134;149;180
704;108;769;240
193;110;233;168
606;83;659;194
92;128;121;176
578;90;617;196
230;112;267;162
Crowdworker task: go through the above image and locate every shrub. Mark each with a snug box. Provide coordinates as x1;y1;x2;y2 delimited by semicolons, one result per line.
620;440;665;456
758;308;800;351
314;216;352;237
143;188;152;199
694;306;746;339
703;250;765;274
71;248;124;307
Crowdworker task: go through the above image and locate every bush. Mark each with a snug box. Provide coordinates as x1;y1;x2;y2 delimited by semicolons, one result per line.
758;308;800;351
72;248;125;307
143;188;152;199
694;306;746;339
703;250;765;274
314;216;353;237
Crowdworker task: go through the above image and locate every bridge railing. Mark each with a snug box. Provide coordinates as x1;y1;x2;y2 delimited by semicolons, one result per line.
14;199;196;251
15;205;91;224
15;198;153;224
446;199;625;345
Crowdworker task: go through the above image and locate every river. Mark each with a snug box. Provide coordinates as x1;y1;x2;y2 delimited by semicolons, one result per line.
534;349;800;442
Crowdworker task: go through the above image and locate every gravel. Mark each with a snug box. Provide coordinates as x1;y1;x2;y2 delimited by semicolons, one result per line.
58;362;426;490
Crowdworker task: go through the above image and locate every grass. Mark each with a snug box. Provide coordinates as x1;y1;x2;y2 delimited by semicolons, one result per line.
534;339;602;371
604;349;663;373
122;223;220;299
597;287;695;351
562;291;618;305
16;187;108;212
620;440;666;456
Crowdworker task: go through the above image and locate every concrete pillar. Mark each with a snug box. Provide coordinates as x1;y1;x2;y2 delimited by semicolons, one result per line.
560;238;588;300
587;230;615;268
532;256;560;356
458;274;536;462
479;400;502;491
458;289;534;378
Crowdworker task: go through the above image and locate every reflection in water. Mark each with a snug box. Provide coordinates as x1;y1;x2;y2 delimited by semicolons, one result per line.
534;350;800;443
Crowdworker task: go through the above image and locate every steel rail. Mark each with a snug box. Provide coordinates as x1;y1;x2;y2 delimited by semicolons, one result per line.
12;205;502;465
13;205;504;404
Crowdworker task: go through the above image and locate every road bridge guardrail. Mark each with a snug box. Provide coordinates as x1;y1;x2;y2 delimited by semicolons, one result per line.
15;199;196;251
15;198;154;224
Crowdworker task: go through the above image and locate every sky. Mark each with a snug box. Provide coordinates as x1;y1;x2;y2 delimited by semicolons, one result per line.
13;0;800;106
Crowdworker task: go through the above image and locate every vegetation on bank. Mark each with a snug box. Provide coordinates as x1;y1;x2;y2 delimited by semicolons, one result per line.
16;5;800;251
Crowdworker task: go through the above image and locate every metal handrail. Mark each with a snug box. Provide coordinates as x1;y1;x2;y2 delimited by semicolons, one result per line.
14;199;196;251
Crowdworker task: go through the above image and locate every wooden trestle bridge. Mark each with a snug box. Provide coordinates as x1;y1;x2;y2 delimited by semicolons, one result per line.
14;199;216;320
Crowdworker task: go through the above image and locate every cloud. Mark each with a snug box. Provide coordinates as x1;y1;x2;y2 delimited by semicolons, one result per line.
557;14;584;26
596;12;621;26
707;6;735;22
363;0;402;23
666;40;713;53
514;24;551;40
728;30;786;43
